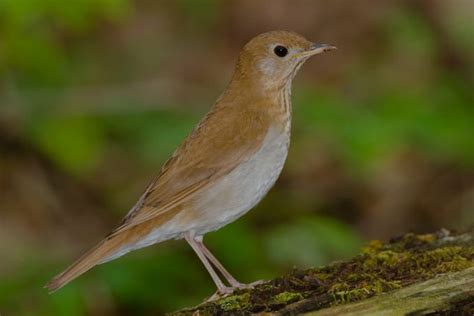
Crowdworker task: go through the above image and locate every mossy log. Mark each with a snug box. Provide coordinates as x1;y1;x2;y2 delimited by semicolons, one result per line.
171;229;473;315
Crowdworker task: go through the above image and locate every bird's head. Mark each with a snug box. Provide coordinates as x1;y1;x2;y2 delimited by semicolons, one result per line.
232;31;336;92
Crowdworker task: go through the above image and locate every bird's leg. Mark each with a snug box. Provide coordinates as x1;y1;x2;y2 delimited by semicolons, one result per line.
194;236;263;289
193;236;243;288
184;233;232;295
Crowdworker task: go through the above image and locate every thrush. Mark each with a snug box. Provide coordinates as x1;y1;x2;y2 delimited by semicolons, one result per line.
46;31;336;296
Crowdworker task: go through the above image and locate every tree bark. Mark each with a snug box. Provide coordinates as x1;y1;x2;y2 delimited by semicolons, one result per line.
307;267;473;315
171;229;473;315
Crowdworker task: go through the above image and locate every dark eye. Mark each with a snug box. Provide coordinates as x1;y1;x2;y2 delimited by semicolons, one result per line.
274;45;288;57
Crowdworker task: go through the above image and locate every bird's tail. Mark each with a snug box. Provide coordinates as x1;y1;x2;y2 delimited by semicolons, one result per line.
45;231;130;292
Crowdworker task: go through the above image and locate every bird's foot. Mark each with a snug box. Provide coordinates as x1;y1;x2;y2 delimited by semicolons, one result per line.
205;287;235;302
230;279;266;290
205;281;267;302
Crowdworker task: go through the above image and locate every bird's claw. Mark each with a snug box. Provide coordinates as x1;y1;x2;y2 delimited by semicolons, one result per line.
205;280;267;302
231;279;266;290
205;287;234;302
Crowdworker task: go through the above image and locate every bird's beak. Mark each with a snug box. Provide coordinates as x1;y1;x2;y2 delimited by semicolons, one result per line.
310;43;337;54
295;43;337;59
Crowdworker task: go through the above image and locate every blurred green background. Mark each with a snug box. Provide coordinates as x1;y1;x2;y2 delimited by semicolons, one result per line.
1;0;473;315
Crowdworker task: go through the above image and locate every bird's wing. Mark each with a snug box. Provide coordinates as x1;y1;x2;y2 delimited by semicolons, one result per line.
45;102;272;292
110;105;270;235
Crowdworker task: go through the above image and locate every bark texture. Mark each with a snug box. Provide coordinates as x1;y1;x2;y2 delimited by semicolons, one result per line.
171;229;473;315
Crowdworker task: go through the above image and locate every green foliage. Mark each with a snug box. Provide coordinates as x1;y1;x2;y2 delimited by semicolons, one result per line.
99;110;200;163
265;216;363;267
174;0;219;30
0;0;130;83
26;114;107;174
296;79;474;171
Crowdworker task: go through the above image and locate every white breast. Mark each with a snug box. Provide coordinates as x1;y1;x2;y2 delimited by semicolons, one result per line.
188;123;291;235
103;123;291;263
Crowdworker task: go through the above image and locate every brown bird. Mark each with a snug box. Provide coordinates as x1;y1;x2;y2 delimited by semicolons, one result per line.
46;31;336;296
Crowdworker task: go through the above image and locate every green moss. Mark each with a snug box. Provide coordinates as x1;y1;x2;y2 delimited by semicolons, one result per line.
417;233;437;243
271;292;304;305
329;283;370;303
310;271;332;281
172;229;474;315
361;239;384;255
218;293;250;312
329;278;402;303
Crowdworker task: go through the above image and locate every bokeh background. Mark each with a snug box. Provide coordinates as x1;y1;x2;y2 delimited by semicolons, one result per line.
1;0;473;315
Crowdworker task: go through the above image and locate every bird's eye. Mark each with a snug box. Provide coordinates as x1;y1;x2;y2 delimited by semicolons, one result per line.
274;45;288;57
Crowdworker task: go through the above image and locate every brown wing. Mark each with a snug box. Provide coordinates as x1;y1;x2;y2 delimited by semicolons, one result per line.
110;103;271;235
45;103;271;292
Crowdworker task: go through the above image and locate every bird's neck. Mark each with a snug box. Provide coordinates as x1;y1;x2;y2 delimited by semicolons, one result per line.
223;73;293;120
275;80;293;118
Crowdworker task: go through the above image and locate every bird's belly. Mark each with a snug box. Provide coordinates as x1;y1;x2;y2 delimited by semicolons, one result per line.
187;126;290;235
106;126;290;259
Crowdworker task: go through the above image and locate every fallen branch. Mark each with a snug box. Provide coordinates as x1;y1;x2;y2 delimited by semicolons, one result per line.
172;229;473;315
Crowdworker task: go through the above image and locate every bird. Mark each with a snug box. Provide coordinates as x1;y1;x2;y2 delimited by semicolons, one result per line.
45;30;336;296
